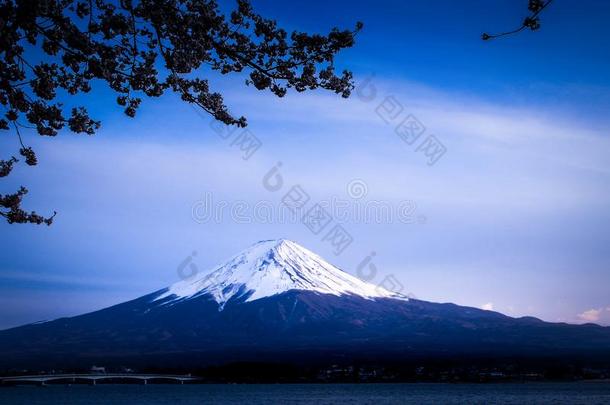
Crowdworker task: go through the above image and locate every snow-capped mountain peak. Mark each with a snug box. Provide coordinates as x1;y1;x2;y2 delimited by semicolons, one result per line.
155;239;406;307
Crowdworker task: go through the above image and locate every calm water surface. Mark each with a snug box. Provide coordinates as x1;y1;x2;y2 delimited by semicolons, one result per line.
1;382;610;404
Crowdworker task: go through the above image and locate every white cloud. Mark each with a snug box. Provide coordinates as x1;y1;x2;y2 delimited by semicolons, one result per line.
481;302;494;311
577;308;603;322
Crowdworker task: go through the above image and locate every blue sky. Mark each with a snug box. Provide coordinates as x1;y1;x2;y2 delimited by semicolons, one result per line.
2;0;610;329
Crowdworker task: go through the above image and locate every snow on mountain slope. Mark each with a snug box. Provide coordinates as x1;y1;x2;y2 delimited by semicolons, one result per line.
155;239;406;308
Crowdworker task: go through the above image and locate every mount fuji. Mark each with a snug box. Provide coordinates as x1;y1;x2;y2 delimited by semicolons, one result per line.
1;239;610;371
155;239;406;308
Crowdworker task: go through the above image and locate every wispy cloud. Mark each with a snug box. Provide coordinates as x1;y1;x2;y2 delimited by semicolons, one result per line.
0;269;127;289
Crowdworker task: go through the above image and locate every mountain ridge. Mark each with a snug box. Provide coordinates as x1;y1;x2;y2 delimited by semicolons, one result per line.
1;239;609;372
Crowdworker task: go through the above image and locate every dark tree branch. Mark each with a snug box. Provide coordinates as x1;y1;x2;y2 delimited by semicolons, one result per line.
482;0;554;41
1;0;360;225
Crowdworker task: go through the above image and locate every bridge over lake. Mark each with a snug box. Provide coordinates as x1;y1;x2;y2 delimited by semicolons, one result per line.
0;373;201;386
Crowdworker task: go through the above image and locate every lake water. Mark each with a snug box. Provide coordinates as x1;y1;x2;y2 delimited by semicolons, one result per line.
1;382;610;404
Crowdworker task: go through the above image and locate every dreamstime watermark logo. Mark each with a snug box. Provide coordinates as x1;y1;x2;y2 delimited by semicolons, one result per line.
355;251;416;299
192;162;427;258
191;104;264;161
176;250;199;280
175;250;225;291
347;178;368;200
191;192;425;226
355;75;447;166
